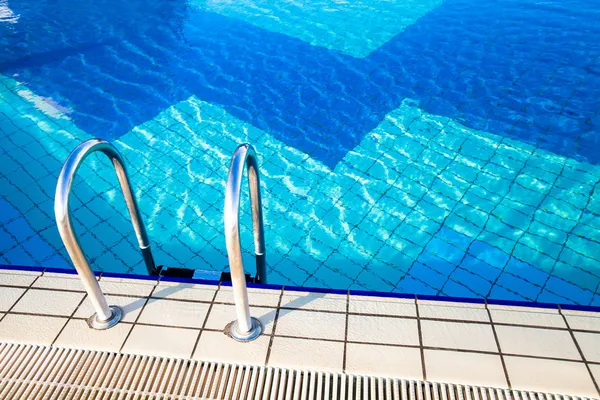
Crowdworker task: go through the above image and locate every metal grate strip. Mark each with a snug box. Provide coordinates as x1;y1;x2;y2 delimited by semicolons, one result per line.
0;343;594;400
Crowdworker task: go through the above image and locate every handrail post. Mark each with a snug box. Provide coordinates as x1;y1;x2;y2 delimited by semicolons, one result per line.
54;139;158;329
223;143;266;342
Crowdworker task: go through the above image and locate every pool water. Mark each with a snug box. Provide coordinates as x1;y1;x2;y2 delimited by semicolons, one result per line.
1;0;599;305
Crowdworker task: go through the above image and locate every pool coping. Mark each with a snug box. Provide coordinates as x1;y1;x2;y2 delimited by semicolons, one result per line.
1;263;598;313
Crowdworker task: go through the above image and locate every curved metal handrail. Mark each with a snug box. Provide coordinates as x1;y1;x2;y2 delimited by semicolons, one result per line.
223;143;266;341
54;139;157;329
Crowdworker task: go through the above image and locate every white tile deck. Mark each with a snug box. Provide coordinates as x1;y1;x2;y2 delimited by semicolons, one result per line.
280;290;346;312
563;309;600;331
573;331;600;362
345;343;423;379
137;298;209;328
0;269;40;287
349;295;416;317
33;272;89;292
424;349;508;388
268;336;344;372
421;320;498;352
0;314;67;345
347;314;419;345
495;325;581;360
193;330;270;365
0;286;25;311
152;282;217;302
0;267;598;397
204;303;277;334
74;294;146;322
121;325;199;358
504;356;597;397
11;288;84;316
54;319;133;352
419;300;489;322
276;309;346;340
489;305;567;328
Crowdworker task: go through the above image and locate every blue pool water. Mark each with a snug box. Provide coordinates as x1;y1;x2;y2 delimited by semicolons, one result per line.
1;0;599;304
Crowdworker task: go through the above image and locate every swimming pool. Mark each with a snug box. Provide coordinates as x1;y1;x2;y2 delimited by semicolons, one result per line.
1;0;599;305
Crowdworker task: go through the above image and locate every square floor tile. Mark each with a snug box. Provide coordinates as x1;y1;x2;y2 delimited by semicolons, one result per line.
419;300;489;322
0;287;25;311
74;295;146;323
563;310;600;331
589;364;600;388
0;314;67;345
12;289;84;316
122;325;199;358
421;321;498;352
574;331;600;362
489;305;566;328
54;319;132;351
0;269;40;287
495;325;581;360
268;337;343;373
345;343;423;379
276;309;345;340
193;330;270;365
33;273;89;292
504;356;596;397
215;287;280;307
204;304;276;334
347;315;419;345
99;277;155;297
424;349;508;388
280;290;346;312
349;295;416;317
152;282;217;302
138;299;209;328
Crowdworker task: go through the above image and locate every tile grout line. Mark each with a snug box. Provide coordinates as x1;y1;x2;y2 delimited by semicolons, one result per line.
415;295;427;381
342;290;349;373
118;277;158;353
0;269;44;324
264;286;285;367
6;281;600;332
485;300;511;389
51;292;89;346
3;279;600;331
558;305;600;396
189;282;221;359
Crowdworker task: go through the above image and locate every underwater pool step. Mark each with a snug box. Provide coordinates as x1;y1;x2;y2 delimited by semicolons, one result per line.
0;342;590;400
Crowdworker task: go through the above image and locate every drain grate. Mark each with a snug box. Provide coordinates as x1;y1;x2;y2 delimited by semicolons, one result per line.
0;342;592;400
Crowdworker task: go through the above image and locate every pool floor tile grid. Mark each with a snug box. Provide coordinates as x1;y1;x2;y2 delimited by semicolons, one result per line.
2;75;600;305
0;268;599;397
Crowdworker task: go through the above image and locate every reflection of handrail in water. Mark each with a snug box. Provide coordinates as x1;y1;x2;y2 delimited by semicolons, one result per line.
54;138;157;329
223;143;266;341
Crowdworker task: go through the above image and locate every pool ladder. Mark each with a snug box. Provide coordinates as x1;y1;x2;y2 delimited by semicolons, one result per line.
54;139;266;341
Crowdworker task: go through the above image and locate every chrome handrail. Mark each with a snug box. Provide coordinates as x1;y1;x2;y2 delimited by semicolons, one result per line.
54;138;157;329
223;143;266;342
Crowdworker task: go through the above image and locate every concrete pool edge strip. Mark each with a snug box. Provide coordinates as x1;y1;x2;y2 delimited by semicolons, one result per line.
1;264;599;314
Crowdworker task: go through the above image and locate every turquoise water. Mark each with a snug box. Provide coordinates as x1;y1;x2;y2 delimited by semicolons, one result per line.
1;0;600;305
